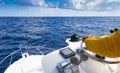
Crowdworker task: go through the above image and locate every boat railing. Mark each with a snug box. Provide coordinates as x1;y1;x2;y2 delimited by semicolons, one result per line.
0;45;55;71
0;49;20;67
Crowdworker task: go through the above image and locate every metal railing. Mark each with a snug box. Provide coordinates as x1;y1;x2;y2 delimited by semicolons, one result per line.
0;45;55;69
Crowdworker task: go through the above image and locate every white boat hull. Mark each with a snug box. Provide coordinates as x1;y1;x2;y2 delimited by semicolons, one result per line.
5;55;44;73
4;39;120;73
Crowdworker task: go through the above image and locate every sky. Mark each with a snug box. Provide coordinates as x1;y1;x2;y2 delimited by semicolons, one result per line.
0;0;120;16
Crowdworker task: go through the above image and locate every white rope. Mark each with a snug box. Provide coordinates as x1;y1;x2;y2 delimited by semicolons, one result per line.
0;50;20;65
9;53;13;66
37;48;44;55
0;45;55;68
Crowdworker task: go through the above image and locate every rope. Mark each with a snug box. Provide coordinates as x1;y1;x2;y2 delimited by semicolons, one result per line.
0;45;54;67
69;64;74;73
0;50;20;65
9;53;13;66
37;48;44;55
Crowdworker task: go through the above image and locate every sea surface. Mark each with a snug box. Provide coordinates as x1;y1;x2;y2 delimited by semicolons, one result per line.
0;17;120;73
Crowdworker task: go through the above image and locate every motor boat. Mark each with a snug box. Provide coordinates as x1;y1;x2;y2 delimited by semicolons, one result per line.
1;34;120;73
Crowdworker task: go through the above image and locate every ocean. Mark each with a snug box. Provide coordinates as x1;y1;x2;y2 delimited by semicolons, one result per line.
0;17;120;73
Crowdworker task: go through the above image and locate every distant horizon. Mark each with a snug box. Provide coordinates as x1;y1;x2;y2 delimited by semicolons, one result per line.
1;7;120;17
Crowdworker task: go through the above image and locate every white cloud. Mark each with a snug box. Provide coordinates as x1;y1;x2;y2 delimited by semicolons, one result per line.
86;0;104;10
13;0;45;6
106;7;112;10
107;0;120;3
1;0;120;11
59;0;106;10
62;0;120;10
69;0;85;9
61;0;85;9
1;7;120;17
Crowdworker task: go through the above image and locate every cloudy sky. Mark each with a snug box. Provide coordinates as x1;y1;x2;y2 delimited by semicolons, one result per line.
0;0;120;16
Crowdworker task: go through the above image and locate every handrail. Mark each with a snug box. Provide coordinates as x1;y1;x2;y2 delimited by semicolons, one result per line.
0;49;20;65
79;40;120;64
0;45;55;68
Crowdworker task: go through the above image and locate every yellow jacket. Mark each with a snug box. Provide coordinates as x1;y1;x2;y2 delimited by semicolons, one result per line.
84;29;120;58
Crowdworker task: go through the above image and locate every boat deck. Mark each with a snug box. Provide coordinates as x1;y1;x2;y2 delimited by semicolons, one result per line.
42;40;120;73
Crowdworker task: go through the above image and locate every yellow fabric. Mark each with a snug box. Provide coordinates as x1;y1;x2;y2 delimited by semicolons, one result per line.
84;29;120;58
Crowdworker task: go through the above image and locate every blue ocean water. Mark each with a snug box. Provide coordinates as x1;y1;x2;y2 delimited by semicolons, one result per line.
0;17;120;73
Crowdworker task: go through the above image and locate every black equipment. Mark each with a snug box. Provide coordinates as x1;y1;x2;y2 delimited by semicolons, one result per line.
59;47;75;59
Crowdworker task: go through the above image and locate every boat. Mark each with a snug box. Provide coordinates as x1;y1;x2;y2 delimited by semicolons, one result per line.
1;34;120;73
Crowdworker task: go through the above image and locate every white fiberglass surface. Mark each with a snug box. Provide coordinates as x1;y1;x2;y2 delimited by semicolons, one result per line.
5;55;44;73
